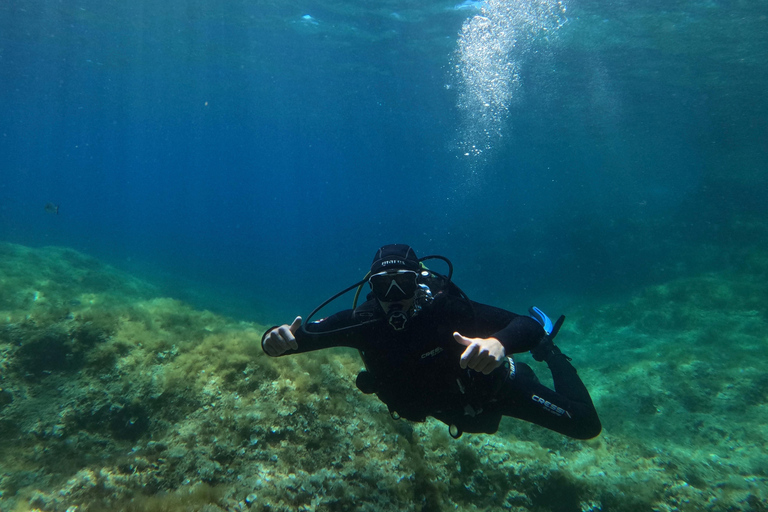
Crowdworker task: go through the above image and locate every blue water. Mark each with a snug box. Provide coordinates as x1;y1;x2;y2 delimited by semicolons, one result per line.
1;0;766;322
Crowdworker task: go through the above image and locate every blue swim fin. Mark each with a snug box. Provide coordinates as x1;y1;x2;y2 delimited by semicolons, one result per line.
529;306;554;335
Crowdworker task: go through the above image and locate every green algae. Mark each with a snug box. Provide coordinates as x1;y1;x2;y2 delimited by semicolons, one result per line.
1;241;767;512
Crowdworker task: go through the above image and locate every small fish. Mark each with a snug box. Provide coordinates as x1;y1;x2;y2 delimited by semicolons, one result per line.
45;202;59;215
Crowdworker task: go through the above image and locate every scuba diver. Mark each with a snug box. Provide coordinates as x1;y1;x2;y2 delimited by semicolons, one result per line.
262;244;601;439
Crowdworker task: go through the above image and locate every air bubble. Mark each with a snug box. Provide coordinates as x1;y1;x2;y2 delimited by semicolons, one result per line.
453;0;568;168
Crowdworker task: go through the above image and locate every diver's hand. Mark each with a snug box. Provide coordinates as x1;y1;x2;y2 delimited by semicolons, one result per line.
454;333;506;375
263;316;302;356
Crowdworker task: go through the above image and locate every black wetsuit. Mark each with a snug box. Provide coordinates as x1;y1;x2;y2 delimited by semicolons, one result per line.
262;286;601;440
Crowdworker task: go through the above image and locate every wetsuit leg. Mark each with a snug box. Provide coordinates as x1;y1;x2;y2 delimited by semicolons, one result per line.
496;355;601;439
515;361;539;384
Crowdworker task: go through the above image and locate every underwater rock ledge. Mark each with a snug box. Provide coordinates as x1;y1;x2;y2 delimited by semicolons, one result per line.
0;242;766;511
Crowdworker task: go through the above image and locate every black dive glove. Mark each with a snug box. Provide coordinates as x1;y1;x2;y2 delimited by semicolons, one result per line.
528;307;567;362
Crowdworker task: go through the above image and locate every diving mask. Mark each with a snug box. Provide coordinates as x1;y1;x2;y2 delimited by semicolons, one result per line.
368;270;419;302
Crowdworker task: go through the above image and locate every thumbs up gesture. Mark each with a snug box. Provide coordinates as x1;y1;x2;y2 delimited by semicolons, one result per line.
454;332;506;375
263;316;302;357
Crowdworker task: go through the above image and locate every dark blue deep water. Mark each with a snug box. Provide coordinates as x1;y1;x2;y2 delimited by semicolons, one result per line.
1;0;766;323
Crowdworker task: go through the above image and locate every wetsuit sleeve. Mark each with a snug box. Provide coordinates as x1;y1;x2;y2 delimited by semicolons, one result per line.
261;309;370;356
500;356;602;439
469;301;544;354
